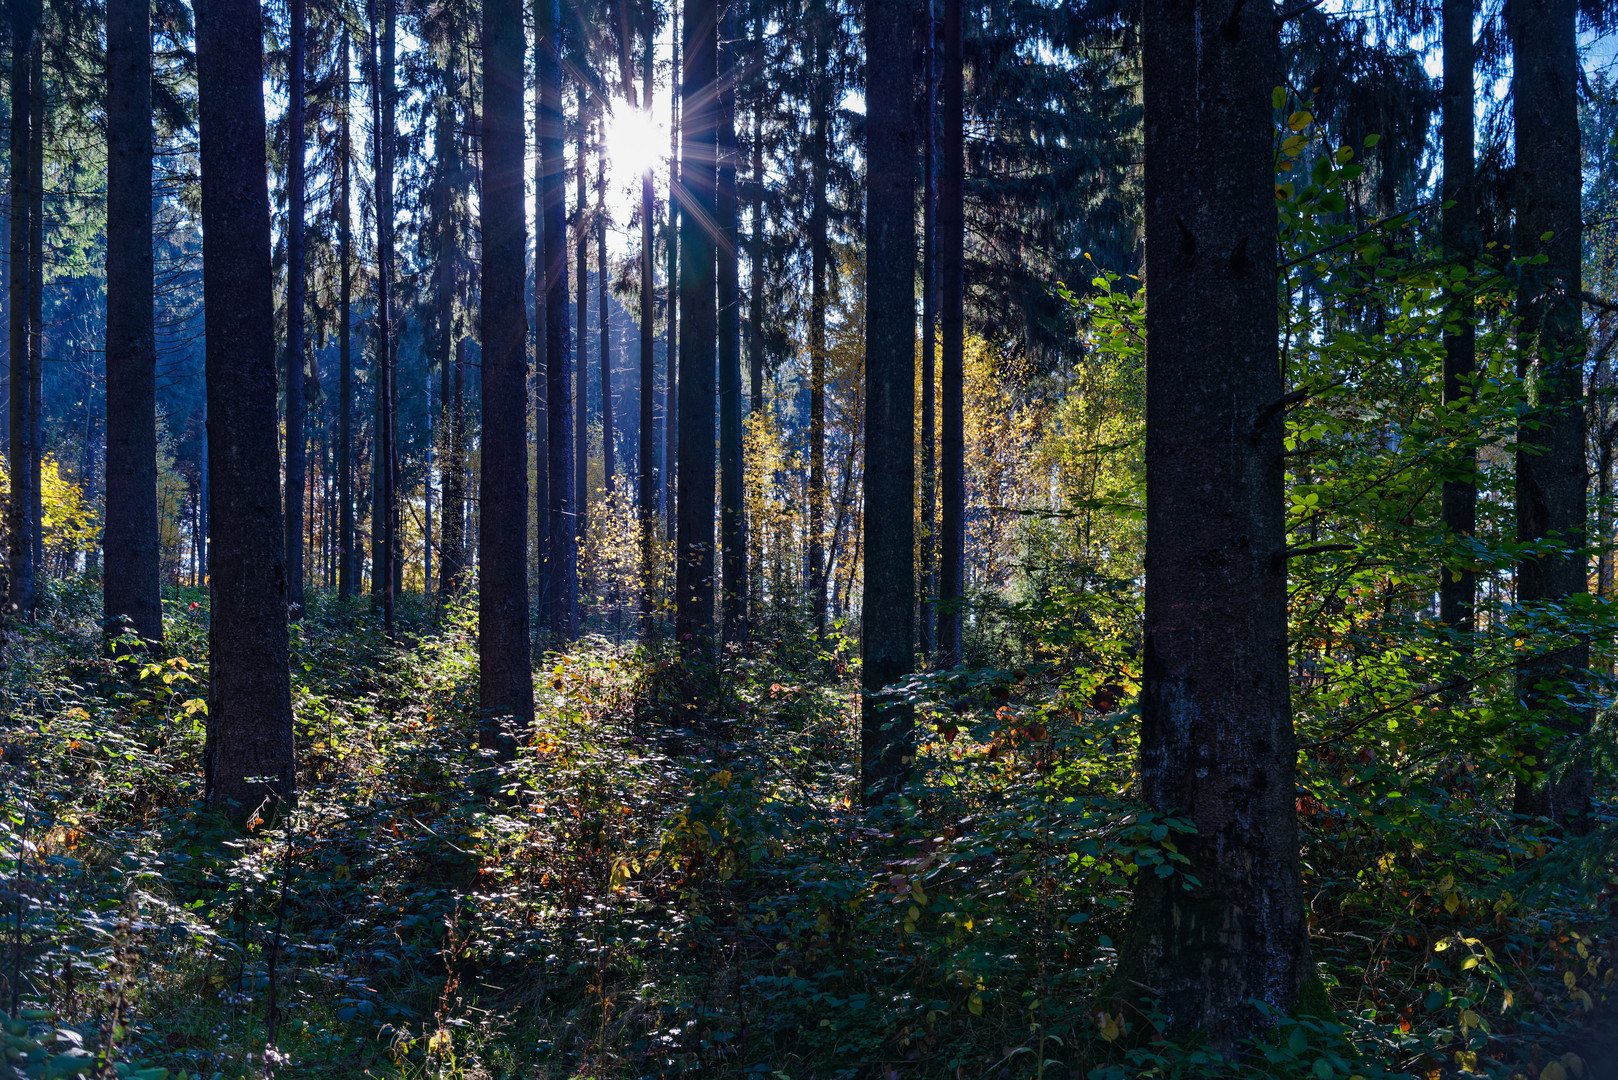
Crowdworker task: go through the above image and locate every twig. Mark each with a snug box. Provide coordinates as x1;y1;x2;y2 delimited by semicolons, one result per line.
1280;204;1434;270
1274;0;1325;23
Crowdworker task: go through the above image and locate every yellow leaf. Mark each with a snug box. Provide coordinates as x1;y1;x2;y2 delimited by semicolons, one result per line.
1540;1064;1567;1080
1562;1053;1586;1079
1287;110;1313;131
1096;1010;1118;1041
1564;970;1577;989
1445;891;1460;913
969;993;984;1017
1459;1009;1480;1031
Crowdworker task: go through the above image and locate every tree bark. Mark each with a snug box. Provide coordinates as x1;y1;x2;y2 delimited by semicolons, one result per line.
598;137;614;497
539;0;577;639
1119;0;1306;1039
638;1;656;631
576;89;590;568
807;0;828;638
195;0;294;808
337;25;355;600
531;6;549;620
664;2;679;543
479;0;535;756
8;0;35;618
918;0;936;662
859;0;916;804
1439;0;1476;638
935;0;963;666
1511;0;1590;831
675;0;717;650
283;0;307;619
368;0;396;632
718;0;745;642
104;0;162;642
28;46;41;578
437;56;466;601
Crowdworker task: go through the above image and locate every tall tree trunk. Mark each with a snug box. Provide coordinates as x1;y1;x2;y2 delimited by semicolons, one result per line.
1119;0;1305;1038
478;0;535;756
807;0;827;637
8;0;36;617
675;0;716;649
337;25;355;600
1439;0;1476;639
368;0;395;632
598;139;614;496
0;186;8;460
747;20;764;609
1511;0;1590;831
531;7;549;620
28;45;42;578
539;0;577;639
283;0;307;619
936;0;963;666
576;90;590;570
384;0;401;605
437;62;465;600
664;2;679;543
859;0;916;803
194;0;294;808
104;0;162;643
747;25;764;419
718;0;744;641
918;0;936;662
638;1;656;631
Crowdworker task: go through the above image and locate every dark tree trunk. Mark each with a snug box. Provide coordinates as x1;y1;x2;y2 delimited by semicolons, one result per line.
664;2;679;543
540;0;577;639
718;0;744;642
368;0;396;632
283;0;307;619
598;141;613;497
1511;0;1590;831
103;0;162;643
935;0;963;666
478;0;535;755
576;90;590;567
337;26;355;600
638;2;656;631
807;0;828;638
747;29;764;419
194;0;294;808
675;0;717;649
860;0;916;804
747;17;764;608
8;0;36;617
531;8;549;620
1119;0;1305;1039
1439;0;1476;639
28;48;41;577
917;0;936;662
437;63;466;601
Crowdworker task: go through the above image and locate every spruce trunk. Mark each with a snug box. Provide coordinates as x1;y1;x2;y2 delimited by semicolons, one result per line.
195;0;295;808
1119;0;1306;1037
104;0;162;643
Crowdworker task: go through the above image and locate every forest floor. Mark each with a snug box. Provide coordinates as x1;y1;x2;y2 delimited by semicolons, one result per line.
2;581;1617;1080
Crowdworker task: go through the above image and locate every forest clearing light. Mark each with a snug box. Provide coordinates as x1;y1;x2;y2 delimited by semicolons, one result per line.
602;98;665;193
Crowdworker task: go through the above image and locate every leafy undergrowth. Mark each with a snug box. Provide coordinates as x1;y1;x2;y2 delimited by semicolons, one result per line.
2;579;1615;1080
